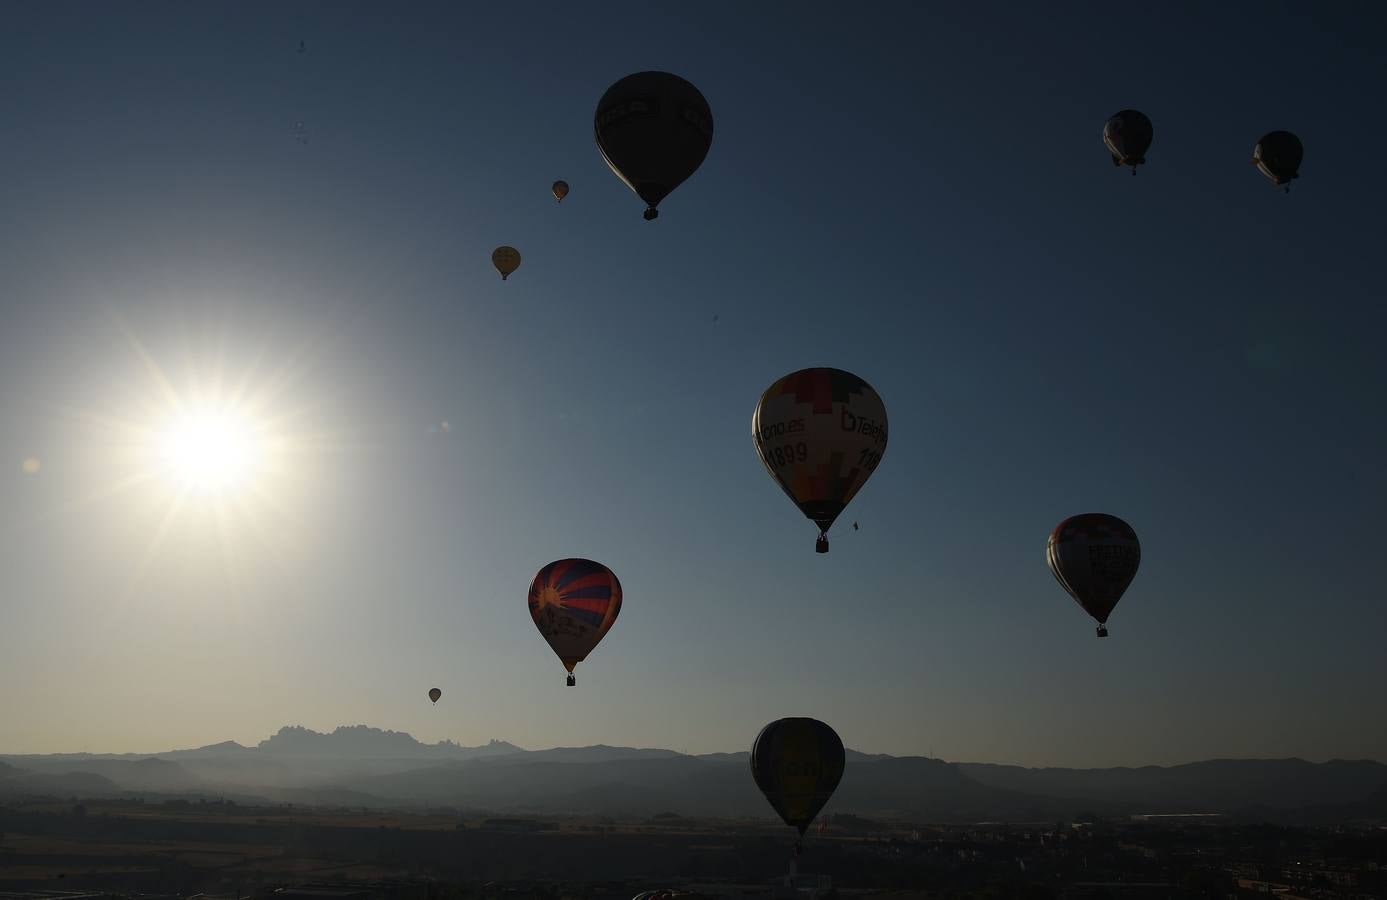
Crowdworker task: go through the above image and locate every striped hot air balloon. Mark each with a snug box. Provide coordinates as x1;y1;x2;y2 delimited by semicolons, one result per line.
528;558;622;686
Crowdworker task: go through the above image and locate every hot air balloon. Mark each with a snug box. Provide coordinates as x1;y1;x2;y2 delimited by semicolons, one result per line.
428;687;441;704
752;368;888;553
594;71;713;220
492;246;521;280
1253;131;1302;191
751;718;845;855
1046;513;1141;637
1102;109;1153;174
528;558;622;686
552;180;570;202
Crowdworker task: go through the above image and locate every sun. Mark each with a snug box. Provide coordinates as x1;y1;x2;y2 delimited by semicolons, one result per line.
35;316;343;586
157;406;263;494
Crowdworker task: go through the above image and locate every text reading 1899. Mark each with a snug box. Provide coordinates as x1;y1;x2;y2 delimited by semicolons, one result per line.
768;442;809;467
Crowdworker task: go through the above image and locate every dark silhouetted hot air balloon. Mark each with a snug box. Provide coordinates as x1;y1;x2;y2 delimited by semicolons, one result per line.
1253;131;1302;192
492;246;521;280
552;180;570;202
529;558;622;686
753;368;887;553
594;71;713;220
751;718;845;855
1047;513;1141;637
1103;110;1153;175
428;687;441;704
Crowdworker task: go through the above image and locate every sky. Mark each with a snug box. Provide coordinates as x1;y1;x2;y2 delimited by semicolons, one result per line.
0;1;1384;768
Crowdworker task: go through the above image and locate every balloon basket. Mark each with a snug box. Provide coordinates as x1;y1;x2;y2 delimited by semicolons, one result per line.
815;535;829;554
566;674;576;686
1096;625;1109;638
643;208;658;221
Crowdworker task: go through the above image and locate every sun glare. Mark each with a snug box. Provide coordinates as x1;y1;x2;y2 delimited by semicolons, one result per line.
43;322;336;581
157;407;263;493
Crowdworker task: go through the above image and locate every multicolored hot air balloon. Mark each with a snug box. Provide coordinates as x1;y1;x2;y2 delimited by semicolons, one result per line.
1103;109;1153;174
753;368;888;553
1253;131;1303;191
1046;513;1141;637
528;558;622;686
492;246;521;280
751;718;845;854
552;180;570;202
595;71;713;220
428;687;441;705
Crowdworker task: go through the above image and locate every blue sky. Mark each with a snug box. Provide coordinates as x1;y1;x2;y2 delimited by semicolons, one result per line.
0;1;1383;766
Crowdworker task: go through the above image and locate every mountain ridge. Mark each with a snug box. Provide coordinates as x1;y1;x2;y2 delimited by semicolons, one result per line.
3;726;1383;824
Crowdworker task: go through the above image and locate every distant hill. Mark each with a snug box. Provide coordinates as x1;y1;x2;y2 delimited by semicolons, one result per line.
0;760;122;797
339;752;1043;821
957;758;1387;812
34;757;202;793
170;740;251;755
256;725;521;760
478;745;682;765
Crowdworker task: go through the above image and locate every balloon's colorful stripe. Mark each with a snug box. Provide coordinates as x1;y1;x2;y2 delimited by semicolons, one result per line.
768;368;872;414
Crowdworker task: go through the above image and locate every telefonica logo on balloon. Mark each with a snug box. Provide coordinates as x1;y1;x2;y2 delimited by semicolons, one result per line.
842;410;886;445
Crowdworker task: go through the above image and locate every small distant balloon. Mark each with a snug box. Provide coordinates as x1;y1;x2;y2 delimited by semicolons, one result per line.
552;180;570;202
21;457;40;475
428;687;441;704
1253;131;1302;191
492;246;521;280
1102;109;1153;174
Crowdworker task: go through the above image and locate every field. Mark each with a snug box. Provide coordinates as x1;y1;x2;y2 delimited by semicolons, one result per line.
0;799;827;896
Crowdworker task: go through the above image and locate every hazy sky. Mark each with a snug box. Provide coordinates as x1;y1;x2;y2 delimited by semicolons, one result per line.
1;2;1384;767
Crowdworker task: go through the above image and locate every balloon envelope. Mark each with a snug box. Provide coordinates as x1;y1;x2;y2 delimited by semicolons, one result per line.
492;246;521;280
428;688;441;704
752;368;887;550
552;180;570;201
1253;131;1303;186
750;717;845;836
1047;513;1141;630
1102;109;1153;168
594;71;713;220
528;558;622;674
